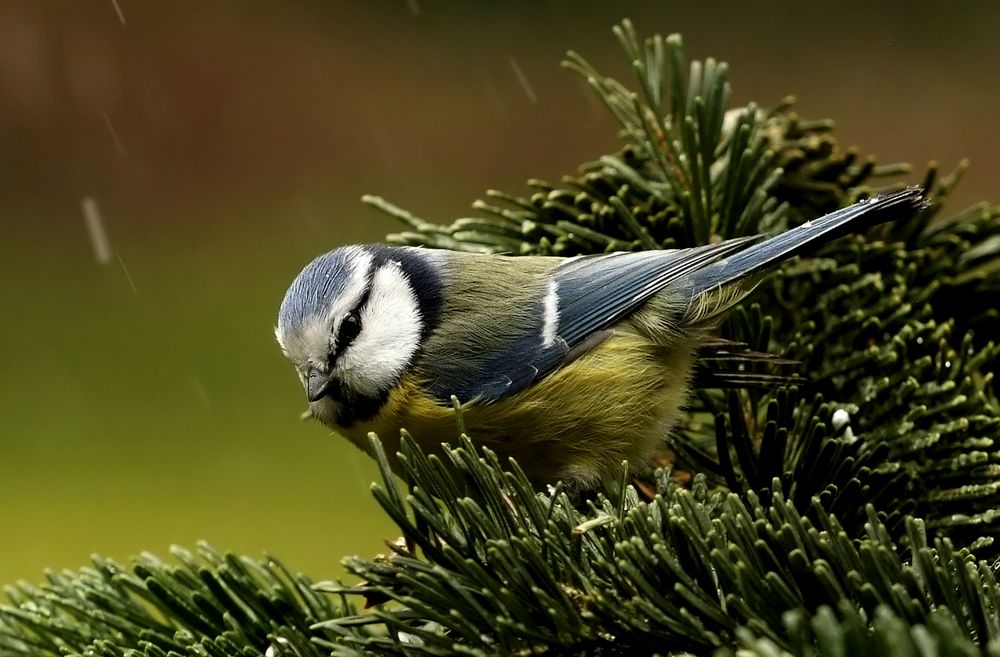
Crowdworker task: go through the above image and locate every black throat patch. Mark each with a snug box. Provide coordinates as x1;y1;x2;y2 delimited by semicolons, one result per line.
334;387;390;427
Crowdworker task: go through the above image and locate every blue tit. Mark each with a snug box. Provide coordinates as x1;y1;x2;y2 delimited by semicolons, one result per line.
275;188;924;489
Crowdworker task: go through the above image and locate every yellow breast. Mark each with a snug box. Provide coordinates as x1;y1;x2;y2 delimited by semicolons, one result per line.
340;329;696;489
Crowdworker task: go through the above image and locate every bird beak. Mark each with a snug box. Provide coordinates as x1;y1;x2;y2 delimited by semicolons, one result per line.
306;368;336;403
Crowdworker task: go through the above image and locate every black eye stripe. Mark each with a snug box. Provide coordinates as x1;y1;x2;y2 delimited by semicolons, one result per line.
329;281;373;366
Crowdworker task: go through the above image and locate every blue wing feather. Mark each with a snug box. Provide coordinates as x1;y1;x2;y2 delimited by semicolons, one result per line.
552;239;755;346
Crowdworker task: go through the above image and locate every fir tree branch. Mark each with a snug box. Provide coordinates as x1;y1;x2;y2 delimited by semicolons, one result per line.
324;436;1000;656
0;545;354;657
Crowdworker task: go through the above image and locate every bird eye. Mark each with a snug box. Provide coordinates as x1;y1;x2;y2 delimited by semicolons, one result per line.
337;311;362;346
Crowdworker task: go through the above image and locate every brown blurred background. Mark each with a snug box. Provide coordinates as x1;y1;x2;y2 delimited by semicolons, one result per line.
1;1;997;584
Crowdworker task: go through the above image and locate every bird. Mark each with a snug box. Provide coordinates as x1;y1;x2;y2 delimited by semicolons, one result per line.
275;188;925;490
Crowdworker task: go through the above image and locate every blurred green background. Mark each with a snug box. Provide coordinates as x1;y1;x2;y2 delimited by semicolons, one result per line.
2;1;998;585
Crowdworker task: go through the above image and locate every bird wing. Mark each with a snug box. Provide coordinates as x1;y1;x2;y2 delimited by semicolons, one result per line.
419;187;926;405
548;238;756;346
421;238;755;404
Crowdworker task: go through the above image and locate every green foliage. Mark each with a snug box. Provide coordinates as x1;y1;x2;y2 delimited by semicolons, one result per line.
325;436;1000;656
716;604;1000;657
0;545;347;657
5;17;1000;657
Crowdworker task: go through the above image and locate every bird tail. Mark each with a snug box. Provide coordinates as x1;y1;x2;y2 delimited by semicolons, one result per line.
682;187;927;324
690;187;926;292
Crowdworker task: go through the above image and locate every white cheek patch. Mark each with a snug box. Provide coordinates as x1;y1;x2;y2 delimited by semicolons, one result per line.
336;262;422;398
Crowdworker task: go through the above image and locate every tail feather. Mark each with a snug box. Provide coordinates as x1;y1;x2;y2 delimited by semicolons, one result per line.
687;187;927;296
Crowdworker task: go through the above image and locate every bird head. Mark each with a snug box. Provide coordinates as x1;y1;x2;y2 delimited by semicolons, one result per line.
275;244;440;427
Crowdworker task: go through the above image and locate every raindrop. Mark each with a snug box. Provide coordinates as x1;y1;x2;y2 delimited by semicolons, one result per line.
831;408;856;443
508;57;538;104
110;0;126;25
102;111;126;156
82;196;112;265
831;408;851;430
117;254;138;294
